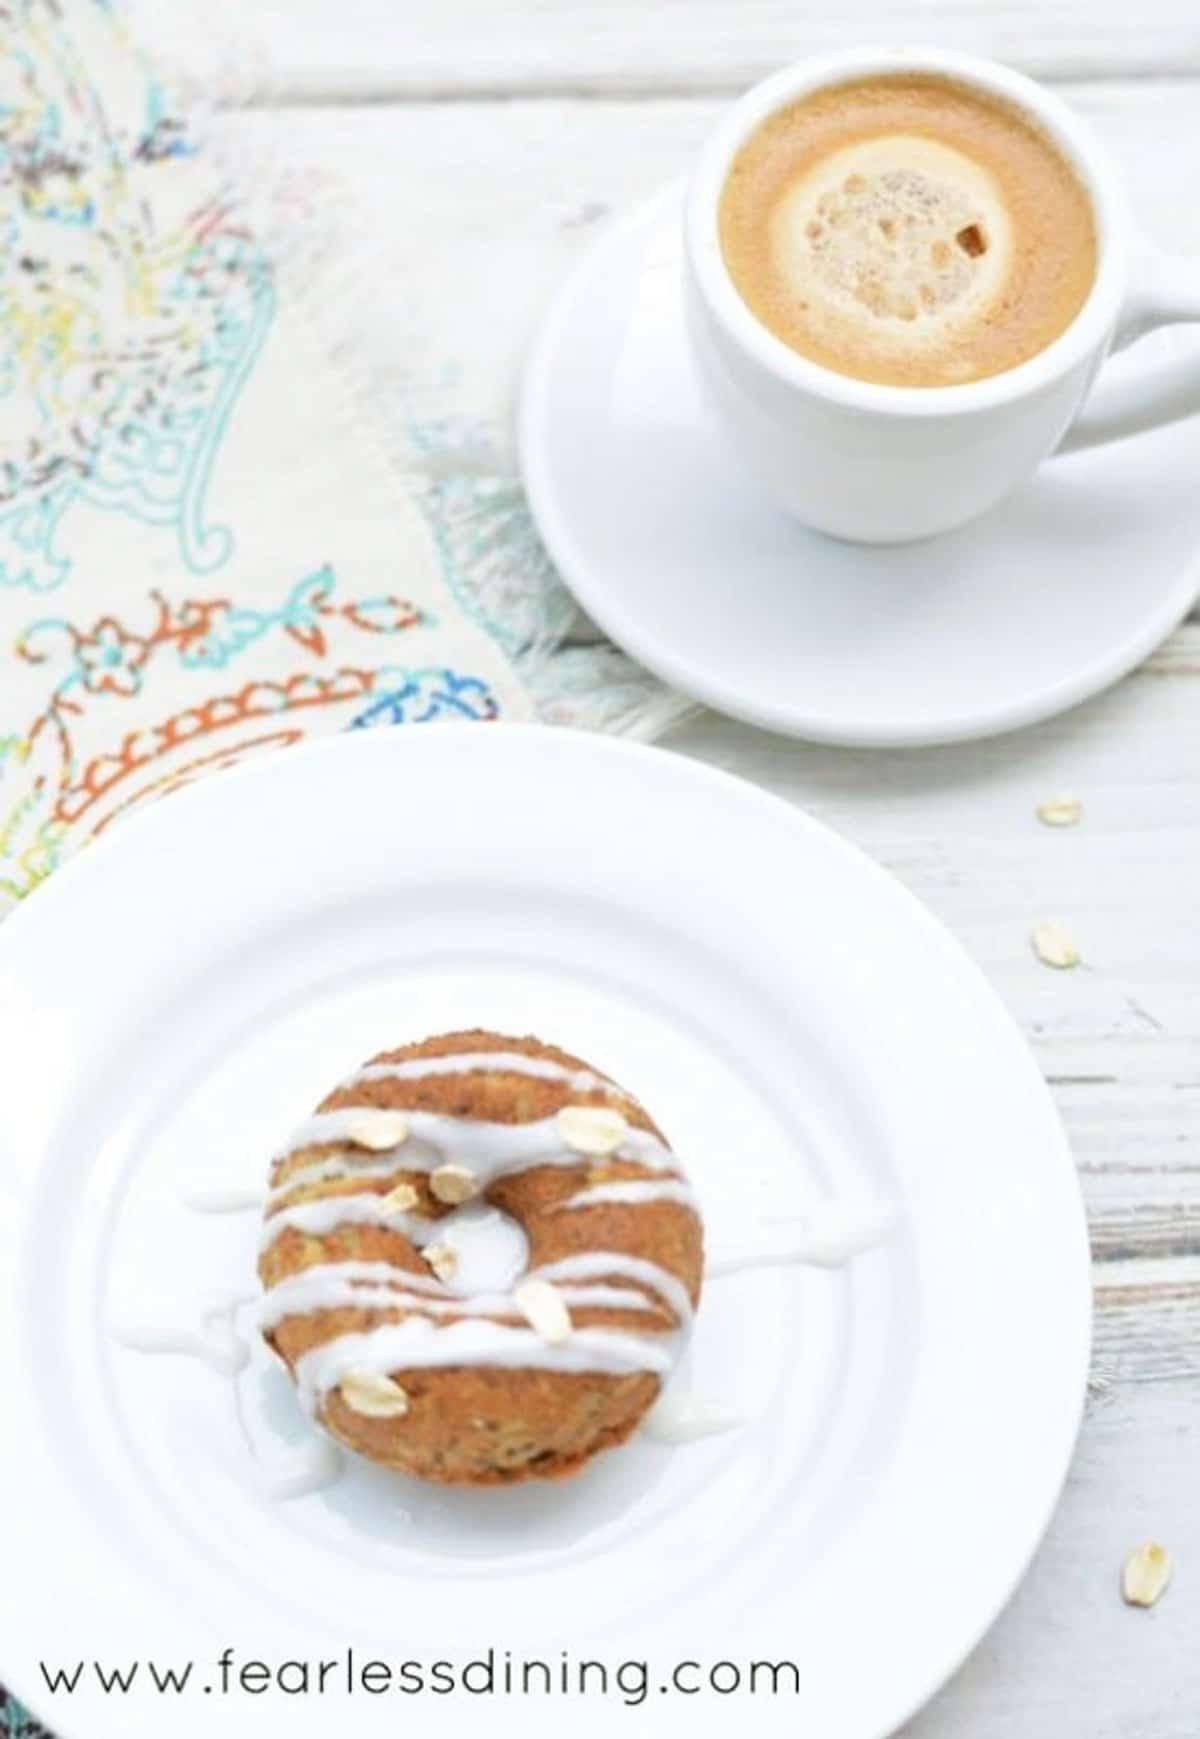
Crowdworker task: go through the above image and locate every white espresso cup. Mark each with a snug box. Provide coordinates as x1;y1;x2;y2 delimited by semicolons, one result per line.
684;49;1200;544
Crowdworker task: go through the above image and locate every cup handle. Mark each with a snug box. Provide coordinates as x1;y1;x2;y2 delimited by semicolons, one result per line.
1059;244;1200;452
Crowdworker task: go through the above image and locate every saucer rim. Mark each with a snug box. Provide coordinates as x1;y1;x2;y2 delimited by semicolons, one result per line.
518;183;1200;748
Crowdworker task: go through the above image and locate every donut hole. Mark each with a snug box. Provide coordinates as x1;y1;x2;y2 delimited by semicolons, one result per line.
430;1199;529;1294
956;223;987;258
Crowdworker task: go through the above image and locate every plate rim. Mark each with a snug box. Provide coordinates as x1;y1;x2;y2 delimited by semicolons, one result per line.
0;724;1092;1738
518;184;1200;749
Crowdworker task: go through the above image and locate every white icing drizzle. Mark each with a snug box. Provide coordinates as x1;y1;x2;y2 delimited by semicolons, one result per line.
271;1107;675;1181
180;1182;266;1213
528;1252;695;1326
115;1289;348;1501
350;1051;622;1097
259;1193;438;1252
641;1393;744;1444
184;1050;651;1218
114;1292;252;1376
293;1315;678;1413
245;1434;345;1501
709;1198;895;1275
556;1179;700;1214
156;1056;903;1475
260;1258;445;1314
266;1152;406;1207
257;1260;661;1332
120;1176;895;1488
183;1053;633;1214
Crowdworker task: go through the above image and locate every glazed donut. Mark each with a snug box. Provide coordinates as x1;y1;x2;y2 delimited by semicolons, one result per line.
258;1030;704;1483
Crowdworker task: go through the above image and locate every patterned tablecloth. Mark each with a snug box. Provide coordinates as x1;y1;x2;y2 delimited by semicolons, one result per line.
0;0;550;928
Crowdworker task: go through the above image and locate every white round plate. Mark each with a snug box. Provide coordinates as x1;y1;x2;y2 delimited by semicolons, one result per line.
0;726;1088;1739
520;186;1200;747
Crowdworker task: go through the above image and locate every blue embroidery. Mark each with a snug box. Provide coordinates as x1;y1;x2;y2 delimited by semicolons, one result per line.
80;236;276;574
0;485;74;593
350;667;499;727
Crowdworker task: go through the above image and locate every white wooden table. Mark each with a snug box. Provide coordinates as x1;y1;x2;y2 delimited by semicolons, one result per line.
220;6;1200;1729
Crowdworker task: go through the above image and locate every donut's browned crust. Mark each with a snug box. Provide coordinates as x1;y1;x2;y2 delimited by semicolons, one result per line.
259;1030;703;1484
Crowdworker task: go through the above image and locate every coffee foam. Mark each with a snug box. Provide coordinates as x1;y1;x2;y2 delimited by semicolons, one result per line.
718;75;1098;388
770;135;1014;360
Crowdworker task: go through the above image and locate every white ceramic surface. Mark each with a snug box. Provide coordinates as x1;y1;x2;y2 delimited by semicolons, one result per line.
0;726;1088;1739
682;47;1200;542
520;185;1200;745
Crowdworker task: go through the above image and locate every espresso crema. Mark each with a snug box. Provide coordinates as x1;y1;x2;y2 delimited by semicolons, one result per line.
718;74;1098;387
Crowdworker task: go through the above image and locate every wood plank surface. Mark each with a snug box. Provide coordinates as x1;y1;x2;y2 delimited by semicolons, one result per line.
230;0;1200;96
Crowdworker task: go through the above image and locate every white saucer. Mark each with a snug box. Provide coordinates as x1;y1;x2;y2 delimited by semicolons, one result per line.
0;727;1088;1739
520;186;1200;747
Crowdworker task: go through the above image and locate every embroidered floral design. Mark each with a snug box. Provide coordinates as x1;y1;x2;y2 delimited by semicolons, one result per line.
17;567;427;691
350;667;498;727
1;566;495;904
72;618;150;696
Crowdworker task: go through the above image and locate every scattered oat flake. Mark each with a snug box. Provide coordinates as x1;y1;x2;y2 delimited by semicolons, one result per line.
1122;1541;1172;1608
1037;795;1082;827
1031;919;1081;969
